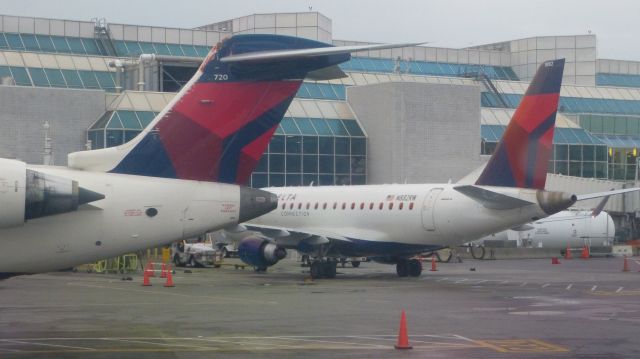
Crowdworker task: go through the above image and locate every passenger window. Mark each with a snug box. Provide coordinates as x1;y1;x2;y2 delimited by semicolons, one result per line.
369;203;374;210
409;202;414;210
342;203;346;210
298;203;302;210
323;203;327;210
314;203;318;210
290;203;294;210
282;203;286;210
399;202;404;210
306;203;310;210
379;203;383;210
389;203;394;210
333;202;337;210
360;203;364;210
351;203;355;210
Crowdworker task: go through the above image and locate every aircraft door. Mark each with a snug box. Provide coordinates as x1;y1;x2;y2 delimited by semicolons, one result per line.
422;188;443;231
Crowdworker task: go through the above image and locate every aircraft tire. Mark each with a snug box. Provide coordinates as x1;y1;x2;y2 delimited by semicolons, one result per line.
396;260;409;277
351;260;361;268
408;259;422;277
310;261;324;279
323;261;337;279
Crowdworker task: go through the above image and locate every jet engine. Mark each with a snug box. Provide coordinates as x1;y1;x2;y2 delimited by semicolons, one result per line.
237;236;286;270
0;159;104;228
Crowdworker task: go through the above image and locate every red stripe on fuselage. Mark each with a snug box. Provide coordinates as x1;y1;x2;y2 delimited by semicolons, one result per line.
172;81;301;138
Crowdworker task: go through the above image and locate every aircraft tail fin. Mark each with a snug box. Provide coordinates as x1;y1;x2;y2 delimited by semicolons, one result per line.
475;59;565;190
69;35;419;185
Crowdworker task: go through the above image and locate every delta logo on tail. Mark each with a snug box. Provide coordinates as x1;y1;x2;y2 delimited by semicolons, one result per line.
108;35;344;185
476;59;565;190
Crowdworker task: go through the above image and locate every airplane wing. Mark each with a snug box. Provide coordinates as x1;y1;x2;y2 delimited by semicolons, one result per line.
576;187;640;201
239;223;393;253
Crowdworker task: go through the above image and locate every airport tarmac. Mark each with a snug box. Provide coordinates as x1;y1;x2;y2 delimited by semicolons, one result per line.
1;256;639;358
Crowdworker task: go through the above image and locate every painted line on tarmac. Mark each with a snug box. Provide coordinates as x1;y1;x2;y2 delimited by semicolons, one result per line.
66;282;272;305
104;338;212;350
566;284;573;290
616;286;624;293
591;285;598;291
0;339;94;351
276;337;388;349
520;282;528;287
0;335;570;354
541;283;550;288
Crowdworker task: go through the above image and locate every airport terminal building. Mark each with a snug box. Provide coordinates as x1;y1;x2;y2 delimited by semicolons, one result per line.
1;12;640;239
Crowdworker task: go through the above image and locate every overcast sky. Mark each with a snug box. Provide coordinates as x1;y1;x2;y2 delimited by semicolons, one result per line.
3;0;639;60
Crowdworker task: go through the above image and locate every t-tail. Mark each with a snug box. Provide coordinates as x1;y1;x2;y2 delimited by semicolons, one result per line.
68;34;419;185
475;59;565;190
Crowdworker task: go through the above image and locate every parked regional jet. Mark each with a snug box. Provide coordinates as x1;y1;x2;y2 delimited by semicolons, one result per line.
0;34;411;278
226;59;640;279
476;203;615;251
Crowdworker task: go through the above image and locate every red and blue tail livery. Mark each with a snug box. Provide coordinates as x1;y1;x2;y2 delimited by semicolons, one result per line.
106;35;351;184
476;59;565;190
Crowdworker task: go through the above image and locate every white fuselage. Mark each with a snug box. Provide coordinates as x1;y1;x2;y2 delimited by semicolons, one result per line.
0;166;241;274
479;211;615;248
250;184;551;257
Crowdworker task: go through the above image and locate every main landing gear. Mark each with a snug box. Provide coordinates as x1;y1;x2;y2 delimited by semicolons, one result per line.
309;259;337;279
396;259;422;277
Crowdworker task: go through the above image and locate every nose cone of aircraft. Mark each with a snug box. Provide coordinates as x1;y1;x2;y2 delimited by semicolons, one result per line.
238;187;278;222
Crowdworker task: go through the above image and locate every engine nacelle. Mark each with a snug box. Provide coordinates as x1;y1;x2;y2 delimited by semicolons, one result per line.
0;159;104;228
238;236;286;269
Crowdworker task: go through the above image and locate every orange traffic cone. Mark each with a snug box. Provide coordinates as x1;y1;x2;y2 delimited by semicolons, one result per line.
394;309;412;350
142;270;152;286
580;245;590;259
564;246;572;260
160;262;167;278
163;265;175;287
622;255;630;272
552;257;560;265
430;255;438;272
146;261;156;277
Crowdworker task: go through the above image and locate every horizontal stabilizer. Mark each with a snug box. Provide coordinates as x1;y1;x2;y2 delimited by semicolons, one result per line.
577;187;640;201
220;42;424;63
306;65;347;80
454;185;534;210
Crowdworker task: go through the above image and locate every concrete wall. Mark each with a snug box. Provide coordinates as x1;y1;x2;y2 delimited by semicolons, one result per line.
0;86;104;165
347;82;482;184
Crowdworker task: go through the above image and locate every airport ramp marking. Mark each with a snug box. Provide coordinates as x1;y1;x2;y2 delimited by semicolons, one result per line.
591;289;640;296
473;339;569;353
0;335;570;354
